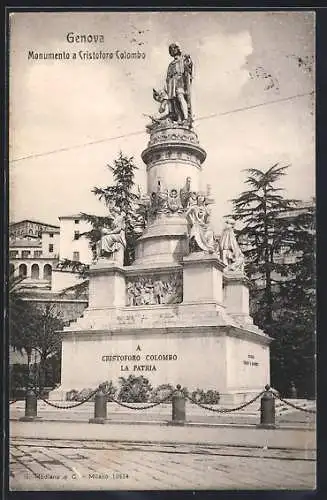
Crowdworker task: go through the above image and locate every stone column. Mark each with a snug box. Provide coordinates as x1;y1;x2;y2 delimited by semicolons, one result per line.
135;124;207;266
142;125;206;195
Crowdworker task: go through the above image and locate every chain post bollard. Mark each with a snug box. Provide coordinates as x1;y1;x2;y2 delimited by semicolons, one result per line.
257;385;276;428
89;386;107;424
289;381;297;399
19;388;40;421
169;384;186;426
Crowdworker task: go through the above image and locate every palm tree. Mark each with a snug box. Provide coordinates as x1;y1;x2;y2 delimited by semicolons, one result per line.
9;274;37;376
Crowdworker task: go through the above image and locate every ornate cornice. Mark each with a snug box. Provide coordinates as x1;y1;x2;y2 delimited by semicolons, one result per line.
142;141;206;165
62;324;272;345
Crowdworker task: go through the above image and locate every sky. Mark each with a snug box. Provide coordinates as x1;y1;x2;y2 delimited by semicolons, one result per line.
9;11;315;233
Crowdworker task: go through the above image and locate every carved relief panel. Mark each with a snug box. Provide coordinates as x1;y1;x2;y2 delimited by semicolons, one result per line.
126;272;183;306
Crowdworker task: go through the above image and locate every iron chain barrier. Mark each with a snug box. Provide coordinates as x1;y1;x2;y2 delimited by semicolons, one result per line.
106;392;176;410
31;386;177;410
273;392;316;414
185;390;266;413
186;389;316;415
15;384;316;415
35;387;99;409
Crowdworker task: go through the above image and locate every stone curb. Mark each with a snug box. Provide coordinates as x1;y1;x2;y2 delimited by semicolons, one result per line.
10;420;316;450
9;416;315;432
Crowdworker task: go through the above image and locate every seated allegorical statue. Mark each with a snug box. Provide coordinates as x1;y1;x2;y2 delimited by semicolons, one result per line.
186;194;218;254
96;201;126;263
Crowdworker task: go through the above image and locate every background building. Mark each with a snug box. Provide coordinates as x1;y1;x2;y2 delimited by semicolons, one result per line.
51;214;92;293
9;220;60;289
57;214;93;265
9;216;93;292
9;217;90;368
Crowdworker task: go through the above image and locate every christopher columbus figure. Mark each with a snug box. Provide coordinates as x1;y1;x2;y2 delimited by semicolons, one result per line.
166;42;193;125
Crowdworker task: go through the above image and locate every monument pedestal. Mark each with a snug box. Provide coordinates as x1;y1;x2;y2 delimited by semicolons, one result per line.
88;260;125;308
51;298;271;403
52;94;272;404
223;271;254;325
183;252;225;303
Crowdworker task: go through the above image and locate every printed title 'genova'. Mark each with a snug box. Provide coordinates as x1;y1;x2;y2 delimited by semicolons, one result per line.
66;32;104;43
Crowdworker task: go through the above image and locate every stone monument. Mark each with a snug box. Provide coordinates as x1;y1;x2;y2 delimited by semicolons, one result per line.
52;43;271;404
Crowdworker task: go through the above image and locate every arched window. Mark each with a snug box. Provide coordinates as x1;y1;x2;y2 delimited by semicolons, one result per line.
9;263;15;276
43;264;52;280
19;263;27;278
31;263;40;280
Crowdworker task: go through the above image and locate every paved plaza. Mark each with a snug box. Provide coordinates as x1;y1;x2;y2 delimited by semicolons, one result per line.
9;406;316;492
10;436;315;491
8;12;317;495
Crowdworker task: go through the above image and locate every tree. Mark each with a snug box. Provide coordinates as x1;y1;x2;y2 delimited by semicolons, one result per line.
81;151;146;266
56;259;89;298
231;163;297;326
9;277;64;392
230;164;316;397
268;203;316;397
55;152;146;295
29;304;64;392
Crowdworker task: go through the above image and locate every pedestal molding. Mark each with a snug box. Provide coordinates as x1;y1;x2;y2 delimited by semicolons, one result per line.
124;262;183;276
136;230;188;242
89;264;125;276
223;272;251;286
183;252;226;271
